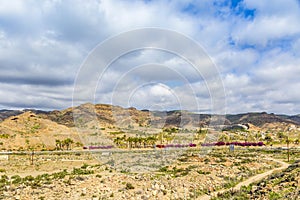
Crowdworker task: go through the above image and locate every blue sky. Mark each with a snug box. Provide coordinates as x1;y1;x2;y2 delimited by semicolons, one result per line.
0;0;300;114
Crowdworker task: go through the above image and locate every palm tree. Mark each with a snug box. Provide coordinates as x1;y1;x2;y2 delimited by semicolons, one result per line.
142;137;147;148
148;136;157;147
126;137;133;149
63;138;74;150
55;139;62;150
137;137;143;148
158;132;166;144
114;137;122;147
165;133;175;144
132;137;139;148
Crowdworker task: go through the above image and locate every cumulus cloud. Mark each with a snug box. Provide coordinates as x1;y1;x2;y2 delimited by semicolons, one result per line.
0;0;300;114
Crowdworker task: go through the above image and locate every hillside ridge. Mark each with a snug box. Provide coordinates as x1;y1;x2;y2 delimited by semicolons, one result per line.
1;104;300;127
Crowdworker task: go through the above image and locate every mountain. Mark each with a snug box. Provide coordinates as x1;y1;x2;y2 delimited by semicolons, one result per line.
39;105;231;128
0;110;23;122
2;104;300;128
0;109;50;122
0;103;299;151
39;103;151;127
226;112;299;127
278;114;300;124
44;104;300;128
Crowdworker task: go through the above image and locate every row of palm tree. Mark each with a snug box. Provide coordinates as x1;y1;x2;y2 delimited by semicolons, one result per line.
112;130;181;149
55;138;74;150
113;135;158;149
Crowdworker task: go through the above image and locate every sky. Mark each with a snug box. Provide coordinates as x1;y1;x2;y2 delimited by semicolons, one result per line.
0;0;300;114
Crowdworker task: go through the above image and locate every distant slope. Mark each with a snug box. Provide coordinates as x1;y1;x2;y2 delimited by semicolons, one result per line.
278;114;300;124
0;110;23;122
0;111;80;151
0;109;49;122
2;104;300;129
39;104;300;128
39;103;151;127
226;112;299;127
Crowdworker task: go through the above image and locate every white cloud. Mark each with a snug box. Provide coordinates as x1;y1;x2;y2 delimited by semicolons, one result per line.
232;16;300;47
0;0;26;15
232;0;300;47
0;0;300;114
216;48;259;72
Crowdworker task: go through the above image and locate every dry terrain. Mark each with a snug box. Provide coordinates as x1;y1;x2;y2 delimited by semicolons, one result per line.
0;104;299;199
0;148;288;199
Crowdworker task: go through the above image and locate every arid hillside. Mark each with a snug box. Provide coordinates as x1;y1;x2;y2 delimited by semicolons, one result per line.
1;104;300;129
0;104;299;151
0;112;81;151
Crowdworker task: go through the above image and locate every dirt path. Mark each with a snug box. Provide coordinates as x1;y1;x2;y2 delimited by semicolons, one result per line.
199;158;290;200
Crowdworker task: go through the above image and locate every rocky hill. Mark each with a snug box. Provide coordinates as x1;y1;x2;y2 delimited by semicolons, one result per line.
1;104;300;129
0;111;80;151
226;112;299;127
0;104;299;151
42;105;300;128
38;103;151;128
0;110;23;122
279;114;300;124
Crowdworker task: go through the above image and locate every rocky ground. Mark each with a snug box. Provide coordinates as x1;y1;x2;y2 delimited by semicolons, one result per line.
0;149;281;200
212;160;300;200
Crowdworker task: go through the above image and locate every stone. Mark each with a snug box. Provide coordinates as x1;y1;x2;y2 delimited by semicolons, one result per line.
152;190;158;196
81;188;87;195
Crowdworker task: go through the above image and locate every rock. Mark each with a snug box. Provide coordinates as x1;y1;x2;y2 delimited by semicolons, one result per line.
9;185;16;192
16;189;21;195
135;190;142;195
81;188;87;195
152;190;158;196
252;186;258;192
3;191;10;196
141;195;148;200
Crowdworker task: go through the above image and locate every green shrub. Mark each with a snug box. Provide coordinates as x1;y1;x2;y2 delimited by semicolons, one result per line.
52;169;68;179
11;175;22;185
0;175;9;184
269;192;281;200
125;182;134;190
95;174;102;178
24;175;34;182
72;168;94;175
0;134;9;139
159;166;168;172
81;163;89;169
197;170;211;175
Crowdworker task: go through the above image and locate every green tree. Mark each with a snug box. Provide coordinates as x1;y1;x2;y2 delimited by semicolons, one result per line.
63;138;74;150
127;137;133;149
75;141;83;147
113;137;122;147
147;136;157;146
55;139;62;150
